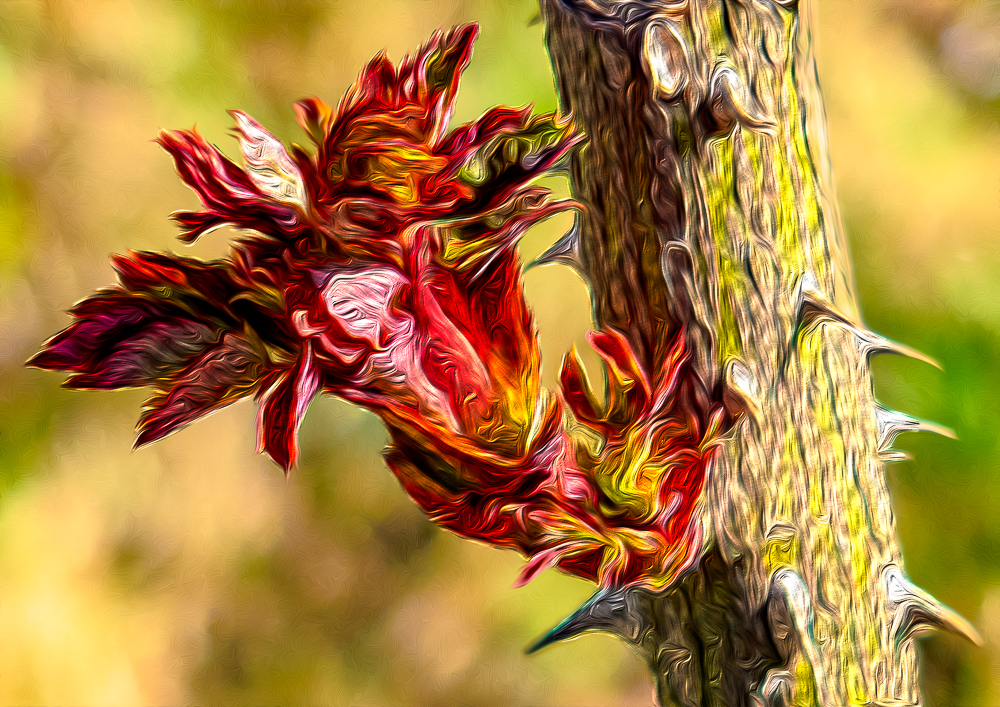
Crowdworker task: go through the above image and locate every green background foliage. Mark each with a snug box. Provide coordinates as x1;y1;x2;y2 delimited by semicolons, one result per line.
0;0;996;704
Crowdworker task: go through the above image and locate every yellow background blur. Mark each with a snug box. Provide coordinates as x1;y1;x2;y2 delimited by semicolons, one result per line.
1;0;998;705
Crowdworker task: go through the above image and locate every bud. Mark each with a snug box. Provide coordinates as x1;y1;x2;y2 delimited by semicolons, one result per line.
29;25;724;591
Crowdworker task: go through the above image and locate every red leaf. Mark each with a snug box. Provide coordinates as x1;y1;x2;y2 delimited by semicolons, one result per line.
256;343;321;472
157;129;302;243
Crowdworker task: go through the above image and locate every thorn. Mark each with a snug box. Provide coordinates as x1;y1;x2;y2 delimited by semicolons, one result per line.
710;66;777;134
800;271;821;296
874;406;956;452
855;331;942;370
526;587;636;653
798;284;943;371
796;281;868;342
772;569;814;642
799;282;854;327
528;213;583;272
878;449;913;463
644;20;689;101
771;569;833;706
884;566;982;648
757;669;794;707
724;358;761;419
726;359;759;400
661;240;693;261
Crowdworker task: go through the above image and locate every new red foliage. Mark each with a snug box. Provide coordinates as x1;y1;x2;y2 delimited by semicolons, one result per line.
29;25;725;590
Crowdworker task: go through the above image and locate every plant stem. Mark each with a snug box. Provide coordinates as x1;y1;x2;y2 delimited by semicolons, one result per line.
536;2;978;704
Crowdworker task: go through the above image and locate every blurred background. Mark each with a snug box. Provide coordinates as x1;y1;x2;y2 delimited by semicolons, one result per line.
0;0;997;704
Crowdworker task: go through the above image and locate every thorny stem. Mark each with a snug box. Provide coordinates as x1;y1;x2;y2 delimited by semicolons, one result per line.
536;1;979;705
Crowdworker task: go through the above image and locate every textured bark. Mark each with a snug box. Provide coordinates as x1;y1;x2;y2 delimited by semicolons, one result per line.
534;1;979;705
